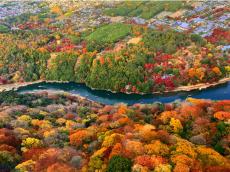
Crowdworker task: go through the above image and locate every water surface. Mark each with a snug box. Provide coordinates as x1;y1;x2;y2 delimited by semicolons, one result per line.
17;81;230;105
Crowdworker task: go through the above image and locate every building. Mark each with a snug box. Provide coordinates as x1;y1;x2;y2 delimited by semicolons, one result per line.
173;21;190;31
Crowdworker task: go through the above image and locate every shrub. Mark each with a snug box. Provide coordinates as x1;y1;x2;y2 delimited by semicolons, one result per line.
69;129;94;147
77;107;91;118
196;146;228;166
169;118;183;133
190;135;206;145
191;34;206;46
0;151;21;171
47;162;75;172
135;155;155;169
88;156;104;171
0;24;10;33
70;155;82;168
107;155;132;172
15;160;36;172
153;164;172;172
212;121;229;154
21;137;42;152
144;140;169;156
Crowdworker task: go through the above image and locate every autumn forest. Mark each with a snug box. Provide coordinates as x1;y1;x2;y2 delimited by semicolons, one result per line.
0;1;230;172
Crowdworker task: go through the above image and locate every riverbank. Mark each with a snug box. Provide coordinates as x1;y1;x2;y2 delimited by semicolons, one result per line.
0;80;44;92
0;77;230;94
92;77;230;95
0;80;72;92
165;77;230;93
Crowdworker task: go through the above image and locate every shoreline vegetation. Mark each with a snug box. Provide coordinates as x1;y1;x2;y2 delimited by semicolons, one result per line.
0;77;229;96
1;26;229;95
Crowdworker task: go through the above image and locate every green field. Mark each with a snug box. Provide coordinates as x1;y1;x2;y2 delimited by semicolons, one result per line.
86;23;131;51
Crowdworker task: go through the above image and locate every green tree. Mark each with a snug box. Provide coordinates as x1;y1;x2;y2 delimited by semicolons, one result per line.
107;155;132;172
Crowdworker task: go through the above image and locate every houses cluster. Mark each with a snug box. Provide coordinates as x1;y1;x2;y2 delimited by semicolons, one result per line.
42;1;111;32
70;7;110;32
112;1;229;52
1;0;111;33
1;0;229;51
127;1;229;39
0;0;42;20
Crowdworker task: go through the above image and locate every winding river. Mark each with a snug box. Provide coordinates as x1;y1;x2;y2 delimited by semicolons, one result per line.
16;81;230;105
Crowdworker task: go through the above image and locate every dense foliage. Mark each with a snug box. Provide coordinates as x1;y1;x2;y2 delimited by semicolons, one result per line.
1;26;229;93
46;53;77;81
0;40;50;82
0;1;229;95
0;91;229;171
142;29;191;54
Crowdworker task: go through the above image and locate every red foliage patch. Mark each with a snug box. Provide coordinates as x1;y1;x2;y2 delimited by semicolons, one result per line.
205;28;230;44
135;155;155;169
0;128;20;147
23;148;48;161
204;166;230;172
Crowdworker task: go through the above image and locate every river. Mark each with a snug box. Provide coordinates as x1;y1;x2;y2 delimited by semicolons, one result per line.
16;81;230;105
